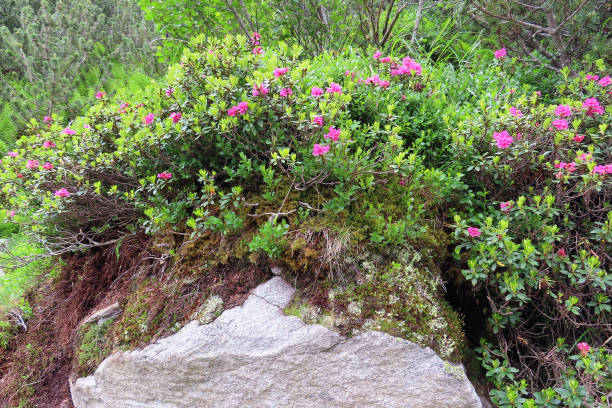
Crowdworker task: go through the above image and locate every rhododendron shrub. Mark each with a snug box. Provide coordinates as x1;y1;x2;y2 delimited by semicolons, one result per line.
0;34;434;255
452;65;611;406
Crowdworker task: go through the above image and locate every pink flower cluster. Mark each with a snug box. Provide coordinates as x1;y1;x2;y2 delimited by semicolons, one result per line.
467;227;481;237
144;113;155;125
169;112;182;123
364;74;390;89
593;164;612;175
509;106;522;117
43;162;53;170
26;160;39;169
7;151;18;158
552;119;568;130
311;87;324;97
583;98;604;116
577;342;590;356
227;101;248;116
500;202;513;212
493;130;513;149
312;116;324;126
598;76;610;87
554;105;571;117
54;188;70;198
43;116;52;123
279;87;293;98
252;47;263;55
390;57;422;77
558;248;567;258
63;128;76;135
252;83;269;96
555;162;576;172
42;140;56;149
494;48;507;59
95;91;105;99
165;88;175;97
157;171;172;180
312;144;330;156
274;67;289;78
326;82;342;95
325;126;341;141
573;134;584;142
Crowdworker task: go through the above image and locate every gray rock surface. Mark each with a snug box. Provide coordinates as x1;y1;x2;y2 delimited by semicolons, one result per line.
71;277;482;408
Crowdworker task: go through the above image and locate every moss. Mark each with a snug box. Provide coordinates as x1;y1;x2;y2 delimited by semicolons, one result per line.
75;319;114;376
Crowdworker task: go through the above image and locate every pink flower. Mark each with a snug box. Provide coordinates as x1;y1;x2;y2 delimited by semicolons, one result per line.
380;56;392;63
16;173;23;179
7;151;18;158
390;57;422;76
252;47;263;55
324;126;341;141
509;89;515;94
228;102;248;116
401;95;406;101
379;80;390;89
552;119;568;130
43;116;52;123
535;91;541;97
577;342;591;356
585;74;599;81
597;76;611;87
326;82;342;95
344;70;355;78
251;32;261;46
7;211;15;218
467;227;481;237
95;91;105;99
593;164;612;175
583;98;604;116
43;162;53;170
54;188;71;198
169;112;182;123
63;128;76;135
157;171;172;180
494;47;507;59
311;87;324;97
500;202;513;212
558;248;567;258
42;140;56;149
252;83;269;96
312;116;324;126
279;87;293;98
144;113;155;124
365;75;381;86
227;107;237;117
573;134;584;142
509;106;522;117
577;152;592;162
493;130;513;149
26;160;39;169
373;50;381;60
312;144;330;156
83;124;91;129
274;67;289;78
555;105;572;117
165;88;175;97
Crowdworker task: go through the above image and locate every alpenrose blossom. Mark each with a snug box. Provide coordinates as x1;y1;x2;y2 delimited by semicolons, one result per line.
312;144;330;156
144;113;155;124
169;112;182;123
54;188;71;198
391;57;422;76
95;91;105;99
251;32;261;46
593;164;612;175
552;119;568;130
16;173;23;178
509;106;522;117
585;74;599;81
312;116;324;126
373;50;381;60
227;101;248;116
577;342;591;356
380;56;392;63
573;134;584;142
598;76;611;87
7;210;15;218
311;87;324;97
252;83;269;96
324;126;341;141
273;67;289;78
157;171;172;180
493;130;513;148
63;127;76;135
494;47;507;59
26;160;39;169
326;82;342;95
42;140;56;148
252;47;263;55
7;151;18;158
555;162;576;172
500;202;513;212
43;162;53;170
467;227;481;237
557;248;567;258
43;116;52;123
165;88;175;97
279;87;293;97
583;98;604;116
555;105;572;117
